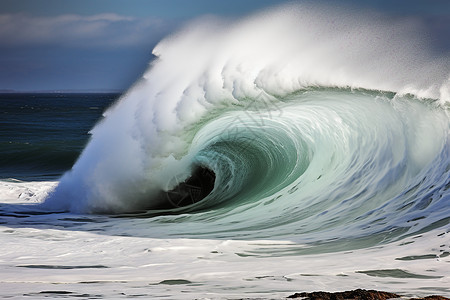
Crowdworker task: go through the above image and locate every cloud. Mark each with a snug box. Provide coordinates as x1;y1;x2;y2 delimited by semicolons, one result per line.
0;13;176;48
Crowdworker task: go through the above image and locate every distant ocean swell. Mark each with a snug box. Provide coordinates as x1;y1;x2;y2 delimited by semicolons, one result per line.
39;4;449;252
0;93;118;180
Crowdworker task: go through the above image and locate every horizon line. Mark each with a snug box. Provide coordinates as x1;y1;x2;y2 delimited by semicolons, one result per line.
0;89;125;94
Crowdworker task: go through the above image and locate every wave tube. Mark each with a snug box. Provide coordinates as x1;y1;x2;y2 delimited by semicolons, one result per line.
42;3;449;229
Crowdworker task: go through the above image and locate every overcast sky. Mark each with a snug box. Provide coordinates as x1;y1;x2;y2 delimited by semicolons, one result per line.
1;0;449;92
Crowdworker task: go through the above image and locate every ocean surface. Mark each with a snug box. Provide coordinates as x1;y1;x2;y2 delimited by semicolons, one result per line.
0;93;119;181
1;4;449;299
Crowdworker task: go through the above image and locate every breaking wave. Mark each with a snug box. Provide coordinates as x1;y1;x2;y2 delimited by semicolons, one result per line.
42;4;450;249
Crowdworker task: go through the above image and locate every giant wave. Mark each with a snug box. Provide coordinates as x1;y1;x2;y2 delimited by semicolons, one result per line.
42;4;449;251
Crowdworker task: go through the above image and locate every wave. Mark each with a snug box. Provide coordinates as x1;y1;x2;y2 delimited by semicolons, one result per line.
42;4;450;249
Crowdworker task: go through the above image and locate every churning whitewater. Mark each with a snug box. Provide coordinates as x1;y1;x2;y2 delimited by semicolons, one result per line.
41;4;450;249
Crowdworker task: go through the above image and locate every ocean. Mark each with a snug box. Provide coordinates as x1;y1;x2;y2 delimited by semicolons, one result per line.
1;4;449;299
0;93;118;181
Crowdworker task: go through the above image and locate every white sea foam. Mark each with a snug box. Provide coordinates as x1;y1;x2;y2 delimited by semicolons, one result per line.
0;203;448;298
0;180;56;204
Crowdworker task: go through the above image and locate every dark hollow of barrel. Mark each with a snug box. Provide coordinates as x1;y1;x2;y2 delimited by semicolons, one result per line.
155;166;216;209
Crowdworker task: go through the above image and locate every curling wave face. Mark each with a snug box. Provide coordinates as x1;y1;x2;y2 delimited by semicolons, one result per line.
43;4;450;250
177;90;449;247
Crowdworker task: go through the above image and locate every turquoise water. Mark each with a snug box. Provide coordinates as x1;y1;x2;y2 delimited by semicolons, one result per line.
101;89;450;254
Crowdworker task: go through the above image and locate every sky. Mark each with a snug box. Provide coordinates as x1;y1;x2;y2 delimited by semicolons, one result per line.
0;0;449;92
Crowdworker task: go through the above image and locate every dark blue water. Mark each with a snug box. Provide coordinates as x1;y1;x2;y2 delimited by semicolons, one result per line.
0;93;119;180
